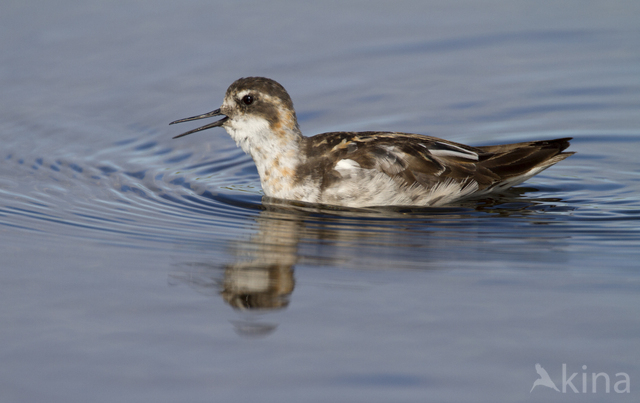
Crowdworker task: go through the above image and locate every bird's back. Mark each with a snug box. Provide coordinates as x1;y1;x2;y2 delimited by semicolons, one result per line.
297;133;573;207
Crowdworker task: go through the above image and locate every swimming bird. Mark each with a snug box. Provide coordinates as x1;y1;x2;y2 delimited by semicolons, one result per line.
170;77;573;207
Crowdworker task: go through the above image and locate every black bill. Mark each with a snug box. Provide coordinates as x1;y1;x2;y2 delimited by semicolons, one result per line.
169;108;229;139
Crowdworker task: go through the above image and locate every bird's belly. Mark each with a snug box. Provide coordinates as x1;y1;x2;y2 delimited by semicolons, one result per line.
263;167;479;208
261;175;321;204
319;170;479;208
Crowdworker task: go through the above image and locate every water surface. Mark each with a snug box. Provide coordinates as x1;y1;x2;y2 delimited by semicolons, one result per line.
1;1;639;402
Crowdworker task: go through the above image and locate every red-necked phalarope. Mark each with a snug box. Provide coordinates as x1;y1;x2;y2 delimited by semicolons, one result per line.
170;77;574;207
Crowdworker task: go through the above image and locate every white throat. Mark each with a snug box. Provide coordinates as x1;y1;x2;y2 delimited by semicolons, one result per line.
223;115;304;198
224;115;272;155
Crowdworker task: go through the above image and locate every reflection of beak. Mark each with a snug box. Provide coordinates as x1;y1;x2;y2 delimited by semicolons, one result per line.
169;108;229;139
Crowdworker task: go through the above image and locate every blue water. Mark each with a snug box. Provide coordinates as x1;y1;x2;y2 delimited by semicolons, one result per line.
1;1;639;402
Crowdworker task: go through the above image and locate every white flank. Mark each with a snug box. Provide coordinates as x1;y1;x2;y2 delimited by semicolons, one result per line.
334;159;361;175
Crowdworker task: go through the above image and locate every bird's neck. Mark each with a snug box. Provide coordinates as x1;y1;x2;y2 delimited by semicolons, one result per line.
224;117;306;198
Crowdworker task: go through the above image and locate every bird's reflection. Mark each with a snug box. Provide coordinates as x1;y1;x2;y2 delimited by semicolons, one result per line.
169;204;305;337
219;215;298;311
170;188;574;337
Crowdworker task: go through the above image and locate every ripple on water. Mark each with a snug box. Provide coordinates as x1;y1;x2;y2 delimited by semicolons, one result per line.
1;127;639;267
1;130;261;247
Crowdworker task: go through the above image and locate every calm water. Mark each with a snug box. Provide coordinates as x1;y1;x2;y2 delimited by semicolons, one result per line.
1;1;639;402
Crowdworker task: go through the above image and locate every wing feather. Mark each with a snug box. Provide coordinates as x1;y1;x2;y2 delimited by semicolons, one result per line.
299;132;572;201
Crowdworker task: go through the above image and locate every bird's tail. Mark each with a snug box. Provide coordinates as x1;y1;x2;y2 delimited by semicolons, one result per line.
476;137;574;190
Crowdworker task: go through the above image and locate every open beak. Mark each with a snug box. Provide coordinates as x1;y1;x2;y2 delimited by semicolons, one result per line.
169;108;229;139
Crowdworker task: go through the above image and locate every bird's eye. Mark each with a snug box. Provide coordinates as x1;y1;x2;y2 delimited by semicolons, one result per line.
242;95;254;105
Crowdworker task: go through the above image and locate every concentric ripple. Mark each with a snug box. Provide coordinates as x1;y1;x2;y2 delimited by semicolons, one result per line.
2;119;639;271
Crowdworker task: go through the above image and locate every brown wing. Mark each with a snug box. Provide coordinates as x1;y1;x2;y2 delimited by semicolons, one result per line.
299;132;573;193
